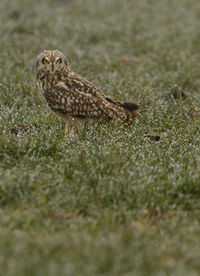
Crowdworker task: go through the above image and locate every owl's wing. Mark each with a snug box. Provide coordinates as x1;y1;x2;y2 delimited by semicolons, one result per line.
63;74;106;99
48;82;118;120
64;74;139;112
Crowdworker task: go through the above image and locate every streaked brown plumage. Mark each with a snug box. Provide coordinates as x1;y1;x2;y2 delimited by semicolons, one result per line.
35;50;139;133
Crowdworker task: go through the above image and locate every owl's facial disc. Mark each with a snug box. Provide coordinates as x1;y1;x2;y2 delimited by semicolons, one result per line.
43;57;63;74
36;50;69;76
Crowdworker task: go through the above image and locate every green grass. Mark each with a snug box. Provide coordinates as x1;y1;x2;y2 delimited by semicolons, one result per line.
1;0;200;275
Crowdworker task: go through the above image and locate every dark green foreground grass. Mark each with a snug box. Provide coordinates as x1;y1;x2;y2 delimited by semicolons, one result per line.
1;0;200;275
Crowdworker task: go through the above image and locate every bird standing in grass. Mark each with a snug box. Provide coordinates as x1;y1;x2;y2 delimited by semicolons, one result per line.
35;50;139;134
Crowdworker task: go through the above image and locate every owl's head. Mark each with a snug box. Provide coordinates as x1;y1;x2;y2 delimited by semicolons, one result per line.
36;50;70;75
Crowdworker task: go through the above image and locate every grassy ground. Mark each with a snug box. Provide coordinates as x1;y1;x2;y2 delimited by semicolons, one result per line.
1;0;200;275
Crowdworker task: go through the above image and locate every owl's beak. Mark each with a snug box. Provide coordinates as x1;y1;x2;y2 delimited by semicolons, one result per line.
50;63;55;74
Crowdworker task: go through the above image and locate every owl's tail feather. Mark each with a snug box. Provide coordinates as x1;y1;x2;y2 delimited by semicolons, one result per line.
117;101;139;125
116;101;139;112
105;96;139;125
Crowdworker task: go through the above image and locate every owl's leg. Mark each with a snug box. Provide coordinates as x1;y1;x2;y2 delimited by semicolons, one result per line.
63;118;86;144
65;119;80;135
71;118;87;134
59;122;73;145
64;122;73;135
61;119;74;145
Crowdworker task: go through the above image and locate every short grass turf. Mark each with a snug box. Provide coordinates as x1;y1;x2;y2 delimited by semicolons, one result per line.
1;0;200;275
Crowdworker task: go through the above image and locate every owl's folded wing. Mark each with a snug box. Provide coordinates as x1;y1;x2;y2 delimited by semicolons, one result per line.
63;75;139;113
47;84;116;120
62;74;106;98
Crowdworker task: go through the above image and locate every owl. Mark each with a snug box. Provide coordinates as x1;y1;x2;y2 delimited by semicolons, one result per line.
35;50;139;134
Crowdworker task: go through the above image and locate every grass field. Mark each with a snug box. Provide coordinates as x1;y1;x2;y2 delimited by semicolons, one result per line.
1;0;200;275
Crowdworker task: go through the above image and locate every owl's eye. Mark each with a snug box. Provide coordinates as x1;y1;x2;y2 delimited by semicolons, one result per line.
56;58;62;64
42;58;49;64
